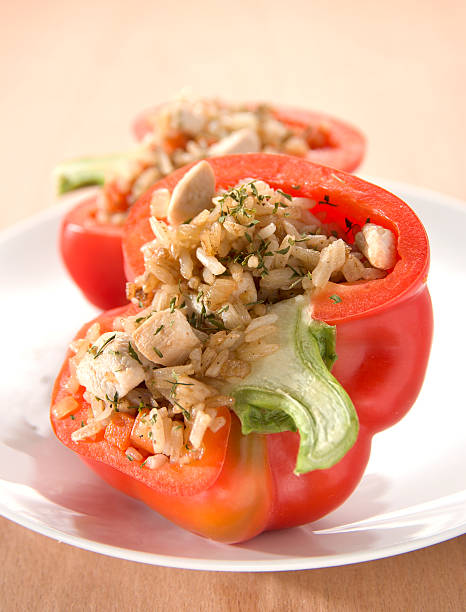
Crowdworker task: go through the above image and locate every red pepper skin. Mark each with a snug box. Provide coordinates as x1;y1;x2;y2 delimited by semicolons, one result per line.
59;197;128;310
52;155;433;543
132;104;366;173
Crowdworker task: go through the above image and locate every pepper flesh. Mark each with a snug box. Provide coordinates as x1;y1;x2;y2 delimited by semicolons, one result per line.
59;197;128;309
51;155;433;543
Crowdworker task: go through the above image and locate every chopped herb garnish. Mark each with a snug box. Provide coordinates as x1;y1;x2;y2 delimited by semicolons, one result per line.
154;324;164;336
318;194;338;207
330;294;342;304
106;391;119;407
165;377;194;400
216;304;229;314
128;342;142;364
92;333;116;359
81;421;85;428
287;263;304;278
277;189;292;201
70;414;75;420
205;315;226;329
182;217;193;224
291;184;301;190
140;459;147;468
345;218;354;231
245;299;265;306
153;347;163;358
180;405;191;420
126;454;134;462
136;401;148;413
169;297;176;313
366;217;371;224
245;232;252;243
218;184;255;220
276;245;291;255
135;314;151;324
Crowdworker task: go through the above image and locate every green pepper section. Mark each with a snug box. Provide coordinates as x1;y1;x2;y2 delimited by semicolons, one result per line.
224;296;358;474
54;153;133;194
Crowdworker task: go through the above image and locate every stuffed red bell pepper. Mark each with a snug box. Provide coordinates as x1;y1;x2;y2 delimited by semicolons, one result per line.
51;154;432;543
55;97;365;309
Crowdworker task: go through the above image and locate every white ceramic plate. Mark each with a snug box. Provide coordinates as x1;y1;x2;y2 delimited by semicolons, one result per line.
1;180;465;571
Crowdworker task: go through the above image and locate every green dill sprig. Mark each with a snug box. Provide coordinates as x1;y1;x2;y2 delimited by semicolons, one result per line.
135;313;152;324
91;334;116;359
276;189;292;201
318;194;338;207
105;391;119;408
127;342;142;364
153;347;163;358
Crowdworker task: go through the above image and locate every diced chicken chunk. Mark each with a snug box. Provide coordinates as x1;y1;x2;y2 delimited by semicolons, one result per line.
76;332;146;400
167;160;215;226
354;223;397;270
131;308;201;366
208;128;260;156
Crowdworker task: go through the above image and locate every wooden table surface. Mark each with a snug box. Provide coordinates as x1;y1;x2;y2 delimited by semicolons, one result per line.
1;1;465;610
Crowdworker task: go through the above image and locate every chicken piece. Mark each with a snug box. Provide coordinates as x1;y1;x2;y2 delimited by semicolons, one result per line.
76;332;146;401
354;223;397;270
208;128;260;156
167;160;215;226
131;308;201;366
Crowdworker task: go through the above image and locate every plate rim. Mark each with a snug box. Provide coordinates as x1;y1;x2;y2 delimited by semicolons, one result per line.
1;504;464;571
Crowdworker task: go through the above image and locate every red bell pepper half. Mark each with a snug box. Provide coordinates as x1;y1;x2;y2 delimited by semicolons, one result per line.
51;154;432;543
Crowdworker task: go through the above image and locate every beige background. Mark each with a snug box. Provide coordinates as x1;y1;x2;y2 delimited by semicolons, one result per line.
1;0;465;610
